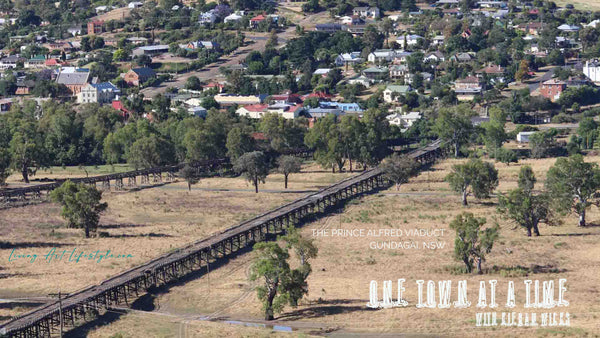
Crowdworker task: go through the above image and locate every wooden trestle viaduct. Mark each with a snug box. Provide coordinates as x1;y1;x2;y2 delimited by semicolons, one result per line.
0;159;228;207
0;148;314;208
0;140;444;337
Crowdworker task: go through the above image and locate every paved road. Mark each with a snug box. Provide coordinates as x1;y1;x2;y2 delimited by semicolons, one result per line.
140;27;295;98
528;63;579;92
528;67;557;92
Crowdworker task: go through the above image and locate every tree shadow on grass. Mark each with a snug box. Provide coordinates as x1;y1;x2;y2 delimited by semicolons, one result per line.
63;290;159;336
99;223;149;229
277;304;377;321
0;301;47;310
309;299;368;306
487;264;567;276
106;233;174;238
64;308;125;337
476;200;497;207
0;241;68;249
126;182;170;193
551;232;600;237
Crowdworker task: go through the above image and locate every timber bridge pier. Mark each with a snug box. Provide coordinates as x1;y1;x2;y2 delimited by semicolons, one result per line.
0;140;444;337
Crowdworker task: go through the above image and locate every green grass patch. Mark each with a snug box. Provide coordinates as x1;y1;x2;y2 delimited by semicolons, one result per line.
554;241;568;249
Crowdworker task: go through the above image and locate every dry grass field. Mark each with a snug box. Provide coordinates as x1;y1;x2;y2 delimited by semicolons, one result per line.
90;7;131;22
553;0;600;10
85;311;310;338
0;162;352;323
82;155;600;337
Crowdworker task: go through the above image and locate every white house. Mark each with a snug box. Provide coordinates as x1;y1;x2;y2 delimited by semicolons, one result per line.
0;18;17;26
386;112;422;129
95;5;108;13
347;75;372;87
236;104;268;119
368;49;396;63
424;51;445;63
395;34;423;48
67;26;82;36
313;68;332;76
583;60;600;83
352;6;380;19
339;16;353;24
517;131;537;143
128;1;143;8
432;35;445;45
335;52;363;67
557;24;580;32
0;55;22;70
586;19;600;28
199;11;217;25
236;103;303;119
224;13;243;23
77;82;120;104
383;85;411;103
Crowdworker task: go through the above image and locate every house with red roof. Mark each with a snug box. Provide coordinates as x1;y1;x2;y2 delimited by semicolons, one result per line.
45;58;63;67
516;22;543;35
112;100;131;119
303;92;334;101
202;82;224;93
250;132;268;141
476;65;506;83
250;14;267;28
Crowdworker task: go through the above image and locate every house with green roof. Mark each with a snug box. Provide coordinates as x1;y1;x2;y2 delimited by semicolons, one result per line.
362;66;388;81
24;55;46;69
383;85;412;103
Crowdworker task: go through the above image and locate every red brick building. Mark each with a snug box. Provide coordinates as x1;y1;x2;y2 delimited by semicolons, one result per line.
540;79;566;102
87;21;104;35
123;67;156;86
